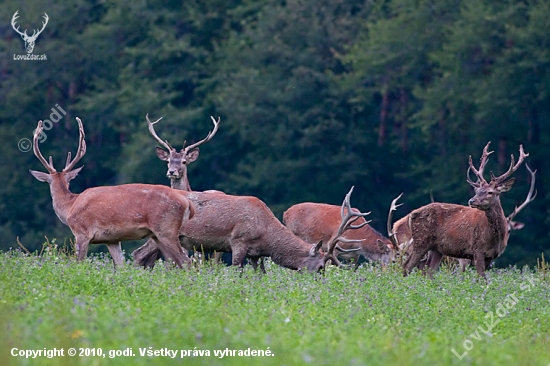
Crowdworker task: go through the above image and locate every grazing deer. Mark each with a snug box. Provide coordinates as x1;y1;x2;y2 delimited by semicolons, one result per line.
147;114;224;262
133;188;364;272
283;202;396;268
29;118;194;268
394;142;528;278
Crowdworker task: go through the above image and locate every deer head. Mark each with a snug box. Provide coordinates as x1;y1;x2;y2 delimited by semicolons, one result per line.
12;11;49;54
147;114;220;190
29;117;86;188
321;186;370;268
466;142;528;211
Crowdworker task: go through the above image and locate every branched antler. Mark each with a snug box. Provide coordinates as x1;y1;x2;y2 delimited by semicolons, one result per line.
506;164;537;224
184;116;220;152
466;142;493;187
324;186;371;266
146;114;174;151
387;193;404;251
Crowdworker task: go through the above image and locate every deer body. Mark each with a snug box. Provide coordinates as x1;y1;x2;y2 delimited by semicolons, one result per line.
394;164;536;273
283;202;394;266
30;118;194;268
397;142;528;278
134;188;366;272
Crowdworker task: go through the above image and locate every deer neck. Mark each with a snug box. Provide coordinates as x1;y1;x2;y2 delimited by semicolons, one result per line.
267;227;317;270
48;178;78;226
171;176;191;191
483;202;509;251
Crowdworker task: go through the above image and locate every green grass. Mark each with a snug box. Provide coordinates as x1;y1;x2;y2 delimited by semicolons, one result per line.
0;244;549;366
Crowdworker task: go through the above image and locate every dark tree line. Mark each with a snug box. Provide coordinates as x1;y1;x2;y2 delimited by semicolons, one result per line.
1;0;548;266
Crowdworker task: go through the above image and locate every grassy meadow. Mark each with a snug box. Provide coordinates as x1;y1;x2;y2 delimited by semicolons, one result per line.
0;243;549;366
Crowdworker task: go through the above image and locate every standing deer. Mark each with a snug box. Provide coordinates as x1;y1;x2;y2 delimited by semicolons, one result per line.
394;142;528;278
283;202;396;268
29;118;194;268
146;114;223;262
391;164;536;273
148;114;219;191
133;187;364;272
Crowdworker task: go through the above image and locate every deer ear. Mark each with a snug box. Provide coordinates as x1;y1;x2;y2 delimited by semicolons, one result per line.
377;239;389;253
29;169;51;183
309;241;323;256
186;148;199;163
509;221;525;230
498;178;515;193
155;147;170;161
65;166;84;182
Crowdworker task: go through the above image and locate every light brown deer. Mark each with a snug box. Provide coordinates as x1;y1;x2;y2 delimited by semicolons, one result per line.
283;202;397;268
148;114;219;191
133;187;364;272
147;113;224;262
29;118;194;268
395;142;528;278
391;164;536;273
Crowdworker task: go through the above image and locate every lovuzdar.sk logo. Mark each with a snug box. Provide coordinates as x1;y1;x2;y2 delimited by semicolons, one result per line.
11;10;48;60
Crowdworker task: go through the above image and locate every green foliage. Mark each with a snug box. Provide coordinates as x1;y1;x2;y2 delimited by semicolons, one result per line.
0;249;549;365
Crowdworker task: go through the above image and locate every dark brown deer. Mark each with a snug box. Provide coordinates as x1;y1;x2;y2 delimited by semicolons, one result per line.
283;202;396;268
133;187;364;272
147;114;219;191
397;142;528;278
29;118;194;268
391;164;536;273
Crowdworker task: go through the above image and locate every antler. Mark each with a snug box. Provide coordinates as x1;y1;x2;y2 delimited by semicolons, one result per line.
324;186;371;266
466;142;493;187
11;11;48;40
30;13;48;40
490;144;529;184
387;193;404;251
146;114;173;151
63;117;87;172
184;116;220;152
11;11;26;38
33;121;56;173
506;164;537;223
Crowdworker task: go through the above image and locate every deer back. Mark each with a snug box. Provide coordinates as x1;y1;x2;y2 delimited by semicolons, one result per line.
283;202;393;262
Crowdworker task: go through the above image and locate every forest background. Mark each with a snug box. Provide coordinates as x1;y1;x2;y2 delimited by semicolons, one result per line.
1;0;549;267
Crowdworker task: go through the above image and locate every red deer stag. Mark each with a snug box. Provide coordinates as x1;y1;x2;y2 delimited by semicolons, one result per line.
391;164;536;273
147;114;223;262
29;118;194;268
396;142;528;278
133;187;364;272
453;164;537;271
283;201;397;268
147;114;219;191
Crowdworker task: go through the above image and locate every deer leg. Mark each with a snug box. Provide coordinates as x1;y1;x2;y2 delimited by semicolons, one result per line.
403;249;430;277
231;245;248;268
425;250;443;278
74;235;91;262
473;252;487;279
132;239;161;268
212;251;223;264
155;236;191;268
106;242;125;268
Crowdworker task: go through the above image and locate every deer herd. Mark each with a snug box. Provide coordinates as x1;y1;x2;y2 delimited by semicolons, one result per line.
29;116;536;279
